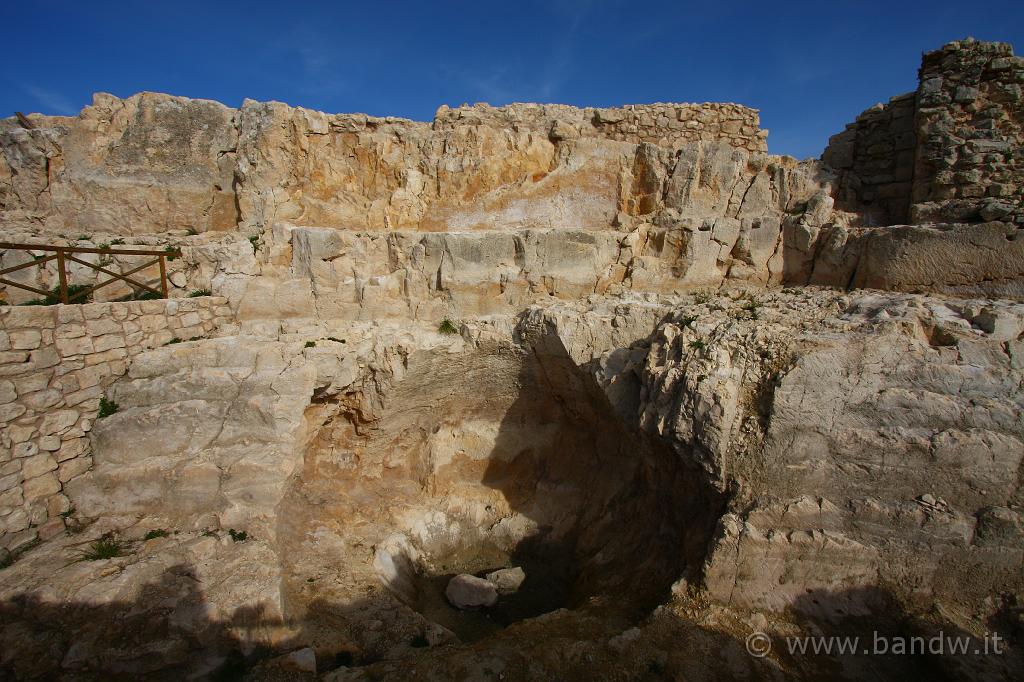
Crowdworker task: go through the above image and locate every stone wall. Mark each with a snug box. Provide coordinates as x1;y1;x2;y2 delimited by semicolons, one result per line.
911;39;1024;224
823;38;1024;227
0;296;232;551
822;93;917;225
434;102;767;152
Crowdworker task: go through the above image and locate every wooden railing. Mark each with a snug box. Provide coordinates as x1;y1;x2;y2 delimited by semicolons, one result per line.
0;242;181;304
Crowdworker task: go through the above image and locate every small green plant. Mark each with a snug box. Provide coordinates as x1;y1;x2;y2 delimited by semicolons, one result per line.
17;283;93;306
680;315;697;328
188;336;201;342
304;340;316;348
327;336;346;344
438;318;459;335
228;529;248;543
164;337;182;345
97;396;119;419
70;535;130;562
188;289;211;297
186;228;198;236
164;246;179;262
692;290;713;304
97;242;111;251
248;235;261;254
306;577;315;583
689;339;706;350
110;238;126;246
76;235;90;241
59;506;76;519
143;529;170;541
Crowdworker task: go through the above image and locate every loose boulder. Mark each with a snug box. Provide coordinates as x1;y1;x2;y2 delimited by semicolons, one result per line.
486;566;526;594
445;574;498;609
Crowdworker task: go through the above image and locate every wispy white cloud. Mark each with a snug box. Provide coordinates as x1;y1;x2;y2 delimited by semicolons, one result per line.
443;0;592;105
274;25;346;97
25;86;78;115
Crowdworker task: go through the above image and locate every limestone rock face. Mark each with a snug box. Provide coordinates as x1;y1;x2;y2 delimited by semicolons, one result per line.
2;36;1024;682
531;290;1024;620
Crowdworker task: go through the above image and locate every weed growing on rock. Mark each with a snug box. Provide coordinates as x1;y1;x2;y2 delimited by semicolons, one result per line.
165;337;182;345
438;319;459;335
228;529;248;542
18;283;93;306
144;529;170;541
304;341;316;348
692;290;713;304
71;535;130;562
189;289;211;297
327;337;346;344
248;235;261;254
97;396;119;419
689;339;706;350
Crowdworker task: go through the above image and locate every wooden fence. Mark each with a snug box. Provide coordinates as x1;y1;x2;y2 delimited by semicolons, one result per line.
0;242;181;304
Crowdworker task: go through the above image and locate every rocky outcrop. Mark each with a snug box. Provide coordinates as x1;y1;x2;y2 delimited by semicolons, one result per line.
532;288;1024;629
1;36;1023;682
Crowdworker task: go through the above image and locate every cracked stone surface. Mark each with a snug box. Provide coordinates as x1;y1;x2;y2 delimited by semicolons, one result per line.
0;36;1022;682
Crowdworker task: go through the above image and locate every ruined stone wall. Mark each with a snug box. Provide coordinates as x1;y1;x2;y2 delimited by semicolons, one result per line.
434;102;766;152
911;39;1024;224
823;39;1024;227
822;93;917;225
0;297;232;551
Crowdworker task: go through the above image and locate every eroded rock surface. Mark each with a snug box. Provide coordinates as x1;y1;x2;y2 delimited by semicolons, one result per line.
0;36;1023;682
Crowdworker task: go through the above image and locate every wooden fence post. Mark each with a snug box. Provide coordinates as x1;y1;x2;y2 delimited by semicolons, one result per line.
56;248;68;304
159;255;168;298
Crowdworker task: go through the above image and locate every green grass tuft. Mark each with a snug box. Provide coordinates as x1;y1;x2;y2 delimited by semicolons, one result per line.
188;289;211;297
143;529;170;541
438;319;459;335
689;339;706;350
97;396;119;419
70;535;130;562
18;283;93;306
304;340;316;348
228;529;248;543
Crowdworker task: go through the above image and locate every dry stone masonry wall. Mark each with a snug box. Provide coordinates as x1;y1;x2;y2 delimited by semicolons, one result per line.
912;39;1024;224
0;297;231;551
823;38;1024;228
822;92;917;225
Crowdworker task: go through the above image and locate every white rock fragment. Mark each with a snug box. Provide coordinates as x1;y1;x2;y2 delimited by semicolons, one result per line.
486;566;526;594
445;574;498;609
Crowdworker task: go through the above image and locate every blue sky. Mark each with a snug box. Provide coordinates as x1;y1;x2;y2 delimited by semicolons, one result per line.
3;0;1022;159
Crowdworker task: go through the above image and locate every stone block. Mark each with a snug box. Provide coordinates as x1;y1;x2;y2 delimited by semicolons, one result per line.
57;456;91;483
9;330;41;350
22;453;57;479
22;471;61;500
